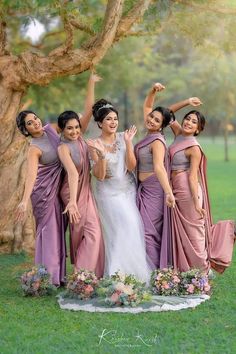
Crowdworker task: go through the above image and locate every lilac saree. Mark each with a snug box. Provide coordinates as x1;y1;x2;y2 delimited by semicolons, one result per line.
169;136;235;273
135;133;172;269
31;124;66;285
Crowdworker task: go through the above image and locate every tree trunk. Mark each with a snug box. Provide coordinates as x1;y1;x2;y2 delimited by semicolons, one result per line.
224;126;229;162
0;86;35;254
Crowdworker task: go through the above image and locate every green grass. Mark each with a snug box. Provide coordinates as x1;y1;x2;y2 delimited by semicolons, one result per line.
0;138;235;354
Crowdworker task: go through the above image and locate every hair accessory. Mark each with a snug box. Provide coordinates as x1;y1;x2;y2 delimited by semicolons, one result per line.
98;103;113;111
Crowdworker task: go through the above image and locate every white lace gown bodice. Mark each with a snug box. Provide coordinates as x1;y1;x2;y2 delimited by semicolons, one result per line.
92;132;151;284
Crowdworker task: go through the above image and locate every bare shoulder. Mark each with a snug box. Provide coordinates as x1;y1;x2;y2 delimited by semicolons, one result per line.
185;145;201;158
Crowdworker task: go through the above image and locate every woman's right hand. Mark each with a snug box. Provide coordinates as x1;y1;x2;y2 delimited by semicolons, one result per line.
188;97;202;107
86;139;106;159
166;193;175;208
63;201;81;224
15;202;27;223
152;82;165;92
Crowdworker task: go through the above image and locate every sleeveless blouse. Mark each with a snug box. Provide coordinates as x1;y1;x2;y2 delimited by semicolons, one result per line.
137;144;154;172
59;139;81;167
171;150;190;171
31;132;58;165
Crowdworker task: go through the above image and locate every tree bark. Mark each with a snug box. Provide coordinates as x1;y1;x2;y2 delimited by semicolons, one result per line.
0;86;35;254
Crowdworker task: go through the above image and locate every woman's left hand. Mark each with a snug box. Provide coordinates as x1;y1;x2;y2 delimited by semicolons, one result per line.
124;125;137;142
90;72;102;83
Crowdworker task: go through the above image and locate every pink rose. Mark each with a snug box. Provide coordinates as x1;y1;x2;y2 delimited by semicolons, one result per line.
187;284;195;294
110;292;120;303
173;276;180;283
204;284;211;292
84;285;94;295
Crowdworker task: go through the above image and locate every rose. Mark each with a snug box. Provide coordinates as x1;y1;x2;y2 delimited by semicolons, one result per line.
84;284;94;295
204;284;211;292
187;284;195;294
115;282;126;292
173;275;181;283
123;285;134;295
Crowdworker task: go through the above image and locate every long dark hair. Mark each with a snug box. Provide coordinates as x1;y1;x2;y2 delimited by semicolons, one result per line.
182;110;206;136
16;110;37;136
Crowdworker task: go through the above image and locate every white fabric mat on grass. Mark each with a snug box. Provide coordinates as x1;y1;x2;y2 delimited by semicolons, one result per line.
57;294;210;313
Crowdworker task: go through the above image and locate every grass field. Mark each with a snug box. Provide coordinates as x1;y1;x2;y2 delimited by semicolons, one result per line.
0;138;235;354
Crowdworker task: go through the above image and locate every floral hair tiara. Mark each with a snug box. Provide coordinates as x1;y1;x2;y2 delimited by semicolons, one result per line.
98;103;113;111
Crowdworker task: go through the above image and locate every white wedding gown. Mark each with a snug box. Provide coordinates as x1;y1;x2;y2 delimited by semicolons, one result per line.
92;133;151;284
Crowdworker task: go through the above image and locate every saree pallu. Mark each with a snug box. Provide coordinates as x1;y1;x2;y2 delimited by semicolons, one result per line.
31;125;66;285
171;171;209;272
60;138;104;278
137;174;172;269
169;135;235;273
135;133;172;269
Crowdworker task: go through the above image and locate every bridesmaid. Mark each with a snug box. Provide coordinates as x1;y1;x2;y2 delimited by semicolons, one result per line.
135;82;201;269
15;112;66;286
57;108;104;278
169;111;235;273
58;111;104;277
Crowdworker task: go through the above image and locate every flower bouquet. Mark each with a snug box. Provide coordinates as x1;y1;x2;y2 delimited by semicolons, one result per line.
64;269;98;300
179;269;211;295
97;271;151;307
20;265;56;296
151;268;181;296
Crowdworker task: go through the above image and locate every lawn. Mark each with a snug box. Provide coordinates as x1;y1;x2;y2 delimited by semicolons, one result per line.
0;138;235;354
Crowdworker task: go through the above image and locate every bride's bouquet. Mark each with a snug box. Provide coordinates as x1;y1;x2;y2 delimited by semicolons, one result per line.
97;271;151;307
64;269;99;300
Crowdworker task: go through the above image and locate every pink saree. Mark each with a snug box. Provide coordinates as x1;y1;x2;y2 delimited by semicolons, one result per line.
169;136;234;273
60;138;104;278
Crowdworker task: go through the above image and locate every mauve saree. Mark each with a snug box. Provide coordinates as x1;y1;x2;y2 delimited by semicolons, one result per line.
135;133;172;269
60;138;104;278
31;124;66;285
169;136;235;273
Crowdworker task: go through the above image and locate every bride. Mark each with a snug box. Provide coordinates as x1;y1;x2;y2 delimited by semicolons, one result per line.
87;99;151;283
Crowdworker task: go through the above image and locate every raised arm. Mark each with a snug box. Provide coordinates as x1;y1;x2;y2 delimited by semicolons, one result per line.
152;141;175;208
143;83;165;122
124;126;137;172
57;144;80;224
79;73;102;134
15;146;41;222
169;97;203;137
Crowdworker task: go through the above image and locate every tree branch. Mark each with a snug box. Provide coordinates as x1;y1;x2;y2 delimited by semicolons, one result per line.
115;0;152;41
0;20;9;56
70;18;95;36
0;0;153;89
178;1;236;15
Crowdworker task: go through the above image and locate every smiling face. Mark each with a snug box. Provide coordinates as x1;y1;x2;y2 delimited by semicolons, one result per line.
182;113;199;136
100;111;119;134
146;111;164;133
63;118;81;141
24;113;43;137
